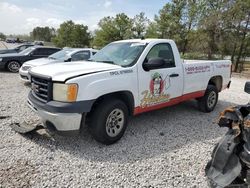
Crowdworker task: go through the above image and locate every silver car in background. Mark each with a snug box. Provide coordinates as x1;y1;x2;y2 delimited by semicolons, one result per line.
19;48;98;82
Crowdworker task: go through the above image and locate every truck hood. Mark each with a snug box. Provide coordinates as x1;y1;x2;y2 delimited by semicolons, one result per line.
24;58;57;67
29;61;121;82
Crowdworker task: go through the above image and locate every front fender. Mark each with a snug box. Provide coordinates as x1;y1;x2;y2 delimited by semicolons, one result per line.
66;67;138;104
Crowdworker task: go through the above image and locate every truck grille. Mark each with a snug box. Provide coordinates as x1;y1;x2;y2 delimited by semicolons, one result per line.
31;76;52;102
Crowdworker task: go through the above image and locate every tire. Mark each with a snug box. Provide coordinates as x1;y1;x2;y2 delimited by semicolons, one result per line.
88;99;129;145
198;85;218;113
7;61;21;73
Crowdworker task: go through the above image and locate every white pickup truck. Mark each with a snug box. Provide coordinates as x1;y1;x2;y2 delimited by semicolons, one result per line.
26;39;231;144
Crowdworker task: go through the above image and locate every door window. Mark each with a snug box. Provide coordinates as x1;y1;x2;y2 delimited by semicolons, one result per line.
145;43;175;68
19;46;27;51
47;48;60;55
32;48;48;56
71;51;90;61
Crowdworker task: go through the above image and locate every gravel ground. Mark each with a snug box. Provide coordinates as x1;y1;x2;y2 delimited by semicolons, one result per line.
0;73;249;188
0;41;17;49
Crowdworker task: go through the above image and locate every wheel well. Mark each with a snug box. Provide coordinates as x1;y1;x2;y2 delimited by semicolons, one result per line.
89;91;135;116
208;76;223;92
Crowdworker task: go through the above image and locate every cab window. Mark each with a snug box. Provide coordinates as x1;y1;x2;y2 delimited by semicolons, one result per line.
71;51;90;61
145;43;175;68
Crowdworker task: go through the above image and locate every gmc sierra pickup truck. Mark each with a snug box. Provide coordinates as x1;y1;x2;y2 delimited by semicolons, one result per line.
26;39;231;144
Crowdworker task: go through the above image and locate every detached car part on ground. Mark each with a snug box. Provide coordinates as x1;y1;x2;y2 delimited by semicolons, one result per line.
206;82;250;188
11;39;232;145
0;46;60;72
19;48;98;82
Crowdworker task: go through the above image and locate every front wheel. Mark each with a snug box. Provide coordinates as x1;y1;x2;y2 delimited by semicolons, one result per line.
7;61;21;73
198;85;218;113
88;99;129;145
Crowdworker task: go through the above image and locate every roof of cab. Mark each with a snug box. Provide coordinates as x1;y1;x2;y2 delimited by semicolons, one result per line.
32;45;61;49
112;38;174;44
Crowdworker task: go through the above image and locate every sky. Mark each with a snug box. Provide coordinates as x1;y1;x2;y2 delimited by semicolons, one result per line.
0;0;168;35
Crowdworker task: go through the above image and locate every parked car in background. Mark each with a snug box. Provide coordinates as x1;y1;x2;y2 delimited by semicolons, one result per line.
0;46;60;72
19;48;98;81
5;38;16;43
0;44;34;54
34;41;44;46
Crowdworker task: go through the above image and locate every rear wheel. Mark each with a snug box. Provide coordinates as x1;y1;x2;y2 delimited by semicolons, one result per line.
7;61;21;73
198;85;218;113
88;99;129;145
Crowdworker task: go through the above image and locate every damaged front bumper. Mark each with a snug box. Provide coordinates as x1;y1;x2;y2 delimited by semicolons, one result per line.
27;97;83;135
11;91;95;135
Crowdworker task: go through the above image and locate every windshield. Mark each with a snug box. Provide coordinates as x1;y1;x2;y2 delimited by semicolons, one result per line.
48;49;74;60
13;44;23;50
19;47;35;55
90;42;147;67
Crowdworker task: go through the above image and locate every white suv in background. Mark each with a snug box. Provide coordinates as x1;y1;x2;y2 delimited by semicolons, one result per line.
19;48;98;82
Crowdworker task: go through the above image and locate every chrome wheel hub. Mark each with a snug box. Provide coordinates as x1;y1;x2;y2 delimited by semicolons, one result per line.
8;62;20;72
207;91;217;108
106;109;124;137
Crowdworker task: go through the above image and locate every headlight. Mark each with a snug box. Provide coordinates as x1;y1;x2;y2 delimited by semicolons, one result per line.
0;58;2;61
53;83;78;102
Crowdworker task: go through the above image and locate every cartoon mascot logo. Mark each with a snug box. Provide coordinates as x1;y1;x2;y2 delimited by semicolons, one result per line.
140;72;170;108
150;72;165;96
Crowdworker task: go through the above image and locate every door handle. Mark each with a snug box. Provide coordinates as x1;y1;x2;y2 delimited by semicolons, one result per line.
169;73;179;77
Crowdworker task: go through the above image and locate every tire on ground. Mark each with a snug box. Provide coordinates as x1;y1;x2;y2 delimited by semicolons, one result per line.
198;85;218;113
7;61;21;73
88;98;129;145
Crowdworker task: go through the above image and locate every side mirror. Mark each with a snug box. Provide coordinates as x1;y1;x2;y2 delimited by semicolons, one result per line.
64;55;71;62
244;82;250;94
143;58;165;71
29;52;34;56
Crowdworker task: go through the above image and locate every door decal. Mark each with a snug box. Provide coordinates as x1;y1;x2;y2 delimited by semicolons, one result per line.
140;72;170;108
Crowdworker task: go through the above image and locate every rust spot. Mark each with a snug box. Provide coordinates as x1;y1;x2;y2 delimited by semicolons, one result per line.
232;122;241;137
217;106;235;124
244;119;250;128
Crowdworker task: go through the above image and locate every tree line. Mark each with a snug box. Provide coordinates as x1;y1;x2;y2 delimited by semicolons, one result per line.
1;0;249;72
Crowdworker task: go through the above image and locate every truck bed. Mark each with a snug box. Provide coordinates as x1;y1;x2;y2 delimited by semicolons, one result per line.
182;59;231;94
184;59;230;64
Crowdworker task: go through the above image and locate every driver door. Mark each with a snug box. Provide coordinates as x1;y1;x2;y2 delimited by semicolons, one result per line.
137;43;183;113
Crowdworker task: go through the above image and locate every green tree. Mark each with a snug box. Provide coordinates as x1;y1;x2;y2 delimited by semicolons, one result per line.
155;1;186;51
0;32;6;40
132;12;149;38
182;0;201;54
145;21;160;38
93;13;133;47
198;0;227;59
30;26;56;42
228;0;250;72
53;20;90;48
